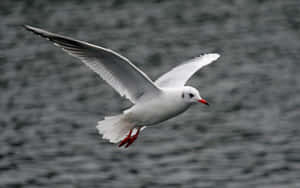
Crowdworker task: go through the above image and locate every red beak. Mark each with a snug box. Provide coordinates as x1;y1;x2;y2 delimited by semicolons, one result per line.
198;99;209;106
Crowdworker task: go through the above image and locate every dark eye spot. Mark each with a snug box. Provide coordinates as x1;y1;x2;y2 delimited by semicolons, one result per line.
189;93;194;98
182;93;184;98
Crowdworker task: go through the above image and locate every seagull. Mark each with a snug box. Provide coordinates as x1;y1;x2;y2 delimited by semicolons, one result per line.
24;25;220;148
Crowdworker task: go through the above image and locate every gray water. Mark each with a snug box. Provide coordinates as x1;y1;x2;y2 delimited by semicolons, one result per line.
1;1;300;187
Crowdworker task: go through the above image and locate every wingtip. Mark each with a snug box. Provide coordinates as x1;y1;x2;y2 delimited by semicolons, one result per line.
207;53;220;60
23;25;52;39
23;25;39;34
23;24;33;31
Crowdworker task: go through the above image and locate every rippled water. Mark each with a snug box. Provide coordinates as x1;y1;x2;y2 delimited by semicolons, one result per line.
1;1;300;187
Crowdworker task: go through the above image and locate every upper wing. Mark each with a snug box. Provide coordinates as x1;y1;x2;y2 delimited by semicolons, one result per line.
155;53;220;87
24;25;161;103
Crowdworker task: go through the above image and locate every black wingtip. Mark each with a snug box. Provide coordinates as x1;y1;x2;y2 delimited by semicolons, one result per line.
22;25;89;50
23;25;39;35
23;25;41;33
23;25;52;40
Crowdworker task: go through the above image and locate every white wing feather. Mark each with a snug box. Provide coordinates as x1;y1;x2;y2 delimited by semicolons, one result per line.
25;25;160;103
155;53;220;87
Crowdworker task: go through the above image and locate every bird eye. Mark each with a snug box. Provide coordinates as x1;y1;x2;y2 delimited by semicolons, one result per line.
182;93;184;98
189;93;194;98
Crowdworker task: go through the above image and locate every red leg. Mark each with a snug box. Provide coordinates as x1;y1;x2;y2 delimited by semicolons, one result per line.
125;127;141;148
118;129;133;147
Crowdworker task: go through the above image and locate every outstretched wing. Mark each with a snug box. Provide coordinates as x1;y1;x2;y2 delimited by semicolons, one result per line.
155;54;220;87
24;25;161;103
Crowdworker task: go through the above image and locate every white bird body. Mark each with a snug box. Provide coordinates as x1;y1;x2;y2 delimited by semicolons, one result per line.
24;25;221;148
125;87;191;126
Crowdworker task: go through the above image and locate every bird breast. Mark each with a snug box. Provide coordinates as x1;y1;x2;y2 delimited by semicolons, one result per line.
124;88;191;126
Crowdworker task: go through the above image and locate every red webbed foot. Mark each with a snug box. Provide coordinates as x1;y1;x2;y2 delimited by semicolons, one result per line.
118;128;141;148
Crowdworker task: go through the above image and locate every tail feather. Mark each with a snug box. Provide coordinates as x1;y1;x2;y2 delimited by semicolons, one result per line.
96;115;134;143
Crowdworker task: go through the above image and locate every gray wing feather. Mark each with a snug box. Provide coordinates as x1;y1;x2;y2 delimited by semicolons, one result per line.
155;54;220;87
24;25;160;103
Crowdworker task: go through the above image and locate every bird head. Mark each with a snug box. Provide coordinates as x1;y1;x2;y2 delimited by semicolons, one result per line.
181;86;209;106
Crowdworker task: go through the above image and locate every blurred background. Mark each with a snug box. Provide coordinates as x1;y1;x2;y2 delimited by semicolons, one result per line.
1;0;300;187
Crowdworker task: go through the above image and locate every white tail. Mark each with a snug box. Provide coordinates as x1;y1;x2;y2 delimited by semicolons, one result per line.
96;114;134;143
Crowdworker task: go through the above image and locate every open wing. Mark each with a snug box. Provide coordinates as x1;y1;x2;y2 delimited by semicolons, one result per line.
155;53;220;87
24;25;161;103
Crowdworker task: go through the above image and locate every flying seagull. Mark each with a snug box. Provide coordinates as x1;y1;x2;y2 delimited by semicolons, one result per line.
24;25;220;148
